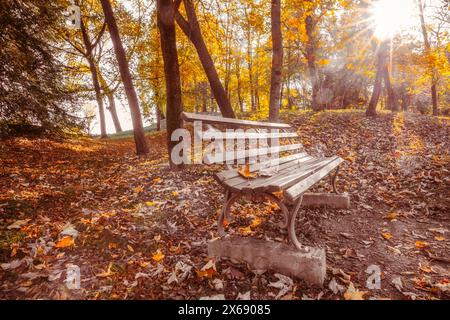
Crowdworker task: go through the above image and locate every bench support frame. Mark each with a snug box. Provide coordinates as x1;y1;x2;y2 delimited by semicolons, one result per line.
217;168;344;253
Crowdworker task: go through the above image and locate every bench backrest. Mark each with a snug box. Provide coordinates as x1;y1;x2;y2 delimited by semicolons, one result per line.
181;112;304;166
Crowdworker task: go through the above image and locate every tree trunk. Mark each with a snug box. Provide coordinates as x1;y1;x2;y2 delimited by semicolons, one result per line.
268;0;283;122
367;41;388;117
305;15;323;111
156;103;161;131
175;0;235;118
157;0;183;169
383;65;398;112
200;81;208;113
80;19;107;138
418;0;438;116
100;0;149;155
96;63;123;133
106;93;122;133
236;56;244;113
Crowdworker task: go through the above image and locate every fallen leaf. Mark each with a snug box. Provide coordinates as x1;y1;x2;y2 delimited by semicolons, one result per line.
55;236;74;248
382;232;393;240
238;164;256;179
385;212;397;221
152;249;165;262
434;236;445;241
239;226;252;235
344;282;367;300
145;201;156;206
134;186;144;194
7;219;30;230
415;241;429;249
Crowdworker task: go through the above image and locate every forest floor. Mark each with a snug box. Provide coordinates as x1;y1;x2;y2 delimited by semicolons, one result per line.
0;110;449;300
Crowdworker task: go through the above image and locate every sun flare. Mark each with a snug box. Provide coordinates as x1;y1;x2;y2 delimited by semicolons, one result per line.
372;0;417;39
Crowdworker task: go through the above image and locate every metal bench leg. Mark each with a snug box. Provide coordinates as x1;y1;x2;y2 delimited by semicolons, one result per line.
262;192;289;229
288;195;309;253
217;191;241;237
330;166;340;194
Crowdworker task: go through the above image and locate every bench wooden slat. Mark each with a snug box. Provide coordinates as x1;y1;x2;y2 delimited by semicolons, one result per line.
240;158;333;193
260;157;340;192
284;157;343;202
214;152;310;182
204;143;303;164
182;112;291;129
200;131;299;140
218;155;316;189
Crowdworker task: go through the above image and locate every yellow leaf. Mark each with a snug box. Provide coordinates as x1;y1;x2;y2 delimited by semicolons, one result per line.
55;236;74;248
250;217;262;228
382;232;393;240
415;241;428;249
171;191;179;197
239;226;252;235
152;177;162;184
145;201;156;207
127;244;134;252
435;236;445;241
152;249;165;262
344;283;367;300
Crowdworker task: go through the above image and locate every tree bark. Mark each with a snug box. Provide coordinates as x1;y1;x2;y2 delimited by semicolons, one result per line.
367;41;388;117
268;0;283;122
157;0;183;169
100;0;149;154
383;65;398;112
80;19;107;138
418;0;438;116
175;0;235;118
106;93;122;133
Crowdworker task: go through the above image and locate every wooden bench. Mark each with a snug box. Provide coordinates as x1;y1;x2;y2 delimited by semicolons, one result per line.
181;112;348;253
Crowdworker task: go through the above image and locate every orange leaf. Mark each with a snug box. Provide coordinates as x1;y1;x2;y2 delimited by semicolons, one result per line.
415;241;428;249
435;236;445;241
152;249;165;262
250;217;262;228
238;164;256;179
134;186;144;194
385;212;397;221
55;236;74;248
382;232;393;240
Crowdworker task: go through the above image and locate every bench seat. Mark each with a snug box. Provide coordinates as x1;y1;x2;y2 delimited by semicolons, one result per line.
215;155;343;202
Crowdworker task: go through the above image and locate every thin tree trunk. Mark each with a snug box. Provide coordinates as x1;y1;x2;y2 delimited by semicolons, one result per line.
418;0;438;116
97;66;123;133
383;65;398;112
157;0;183;169
100;0;149;154
201;81;208;113
367;41;388;117
236;56;244;112
80;19;107;138
156;103;161;131
175;0;235;118
269;0;283;122
305;14;322;111
106;93;122;133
